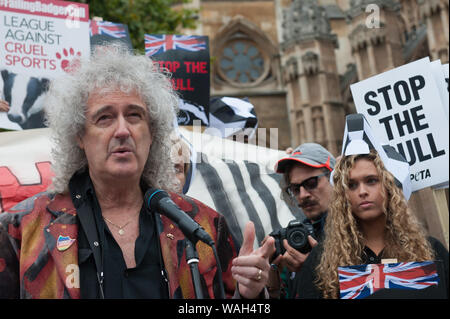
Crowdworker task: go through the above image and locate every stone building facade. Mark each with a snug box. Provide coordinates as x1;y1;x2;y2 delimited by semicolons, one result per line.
178;0;449;246
179;0;448;152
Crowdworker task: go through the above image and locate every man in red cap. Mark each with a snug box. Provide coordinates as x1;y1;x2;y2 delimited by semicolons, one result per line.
268;143;336;298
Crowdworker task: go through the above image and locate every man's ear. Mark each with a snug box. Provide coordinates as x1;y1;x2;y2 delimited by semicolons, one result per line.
76;134;84;149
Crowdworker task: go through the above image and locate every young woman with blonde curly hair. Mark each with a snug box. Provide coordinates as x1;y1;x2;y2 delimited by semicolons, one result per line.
294;150;449;299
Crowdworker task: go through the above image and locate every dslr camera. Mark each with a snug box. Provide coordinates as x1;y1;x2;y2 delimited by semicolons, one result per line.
269;220;315;259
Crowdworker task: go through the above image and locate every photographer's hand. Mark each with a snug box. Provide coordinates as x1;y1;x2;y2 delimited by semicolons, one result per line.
280;235;318;272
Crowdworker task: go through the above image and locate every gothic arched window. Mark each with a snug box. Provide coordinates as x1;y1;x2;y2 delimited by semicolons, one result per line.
218;38;268;86
212;17;279;89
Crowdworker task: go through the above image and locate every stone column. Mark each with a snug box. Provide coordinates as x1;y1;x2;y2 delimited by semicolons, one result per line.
419;0;449;63
280;0;346;155
347;0;404;79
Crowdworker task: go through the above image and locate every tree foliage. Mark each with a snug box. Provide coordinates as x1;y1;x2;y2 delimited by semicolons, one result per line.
73;0;198;52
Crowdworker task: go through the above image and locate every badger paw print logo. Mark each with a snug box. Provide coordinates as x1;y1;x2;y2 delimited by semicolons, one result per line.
56;48;82;73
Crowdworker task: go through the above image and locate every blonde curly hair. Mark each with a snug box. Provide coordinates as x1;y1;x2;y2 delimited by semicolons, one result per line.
315;150;435;299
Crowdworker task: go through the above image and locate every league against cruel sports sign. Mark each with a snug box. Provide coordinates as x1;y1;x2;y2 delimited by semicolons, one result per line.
0;0;90;77
350;57;449;192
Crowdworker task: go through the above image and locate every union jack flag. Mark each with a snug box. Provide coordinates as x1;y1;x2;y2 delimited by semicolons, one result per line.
145;34;207;57
90;20;127;38
338;261;439;299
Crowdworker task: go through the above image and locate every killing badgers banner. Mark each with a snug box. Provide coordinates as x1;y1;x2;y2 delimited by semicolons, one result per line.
0;127;302;249
145;34;210;126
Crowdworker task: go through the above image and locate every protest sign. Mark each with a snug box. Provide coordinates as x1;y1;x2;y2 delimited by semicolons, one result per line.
350;57;449;192
430;59;449;119
339;261;446;299
443;63;449;92
90;19;133;51
145;34;210;126
0;0;90;77
0;0;90;130
429;60;449;190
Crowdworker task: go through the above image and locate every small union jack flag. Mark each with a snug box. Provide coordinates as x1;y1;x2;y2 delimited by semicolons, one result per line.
145;34;206;57
90;20;127;38
338;261;439;299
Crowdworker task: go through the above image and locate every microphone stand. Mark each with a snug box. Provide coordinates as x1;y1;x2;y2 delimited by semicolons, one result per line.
185;239;204;299
145;187;226;299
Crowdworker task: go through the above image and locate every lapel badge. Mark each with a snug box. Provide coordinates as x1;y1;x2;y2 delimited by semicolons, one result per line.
56;235;76;251
166;233;175;240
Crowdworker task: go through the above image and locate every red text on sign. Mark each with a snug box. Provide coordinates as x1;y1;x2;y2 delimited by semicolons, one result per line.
184;61;207;74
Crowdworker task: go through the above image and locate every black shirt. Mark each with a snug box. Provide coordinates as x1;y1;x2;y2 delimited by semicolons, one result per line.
69;170;169;299
294;237;449;299
303;211;327;242
280;211;328;299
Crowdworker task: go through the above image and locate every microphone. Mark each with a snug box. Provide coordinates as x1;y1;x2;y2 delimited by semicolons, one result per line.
145;188;215;246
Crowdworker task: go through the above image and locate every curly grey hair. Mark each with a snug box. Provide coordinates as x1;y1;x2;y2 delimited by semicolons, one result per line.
44;44;180;193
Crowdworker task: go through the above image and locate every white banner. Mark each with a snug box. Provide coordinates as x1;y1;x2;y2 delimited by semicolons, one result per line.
0;128;53;212
0;128;299;247
350;57;449;192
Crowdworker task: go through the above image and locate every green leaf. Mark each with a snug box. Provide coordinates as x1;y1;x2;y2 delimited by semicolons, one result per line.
72;0;198;51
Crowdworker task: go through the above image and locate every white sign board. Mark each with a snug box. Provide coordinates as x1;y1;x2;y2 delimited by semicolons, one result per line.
350;57;449;192
443;63;449;93
430;60;449;119
431;62;449;190
0;0;90;77
0;0;90;130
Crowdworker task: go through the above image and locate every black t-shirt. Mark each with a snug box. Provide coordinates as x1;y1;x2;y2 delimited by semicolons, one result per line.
303;212;327;242
70;170;169;299
294;236;449;299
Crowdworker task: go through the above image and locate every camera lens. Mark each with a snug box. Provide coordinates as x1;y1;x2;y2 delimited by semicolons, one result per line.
289;230;307;249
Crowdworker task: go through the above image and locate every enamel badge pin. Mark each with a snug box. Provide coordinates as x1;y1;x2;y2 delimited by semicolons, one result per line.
56;235;76;251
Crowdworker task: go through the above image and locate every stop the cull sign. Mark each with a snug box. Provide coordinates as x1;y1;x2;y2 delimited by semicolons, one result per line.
350;57;449;192
145;34;210;125
430;60;449;120
0;0;90;78
444;63;449;97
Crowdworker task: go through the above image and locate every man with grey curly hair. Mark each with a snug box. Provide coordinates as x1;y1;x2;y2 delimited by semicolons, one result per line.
0;45;275;299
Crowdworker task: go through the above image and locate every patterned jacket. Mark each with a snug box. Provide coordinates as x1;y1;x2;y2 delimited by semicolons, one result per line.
0;191;237;299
